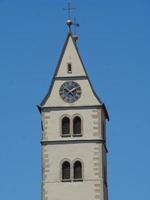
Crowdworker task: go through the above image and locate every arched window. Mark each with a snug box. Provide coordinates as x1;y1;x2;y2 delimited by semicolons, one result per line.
62;161;70;181
62;117;70;136
73;161;82;180
73;116;81;135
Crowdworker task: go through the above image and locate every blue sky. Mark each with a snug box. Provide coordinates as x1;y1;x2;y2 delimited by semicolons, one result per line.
0;0;150;199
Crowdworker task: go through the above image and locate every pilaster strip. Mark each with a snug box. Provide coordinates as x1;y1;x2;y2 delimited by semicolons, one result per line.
93;144;101;199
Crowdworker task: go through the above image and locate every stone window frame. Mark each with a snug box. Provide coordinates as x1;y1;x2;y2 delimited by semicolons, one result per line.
60;159;72;182
60;114;71;137
72;158;84;182
67;62;72;74
72;114;83;137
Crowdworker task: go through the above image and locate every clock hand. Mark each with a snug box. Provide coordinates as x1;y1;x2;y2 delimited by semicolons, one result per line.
69;86;80;93
68;90;74;96
64;87;74;96
64;87;70;92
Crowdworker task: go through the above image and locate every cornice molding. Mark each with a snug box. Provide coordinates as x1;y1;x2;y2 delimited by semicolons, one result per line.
41;139;108;152
54;76;87;80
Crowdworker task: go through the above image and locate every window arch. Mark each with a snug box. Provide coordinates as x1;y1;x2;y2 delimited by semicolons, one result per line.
73;116;81;135
73;161;82;180
62;117;70;136
62;161;71;181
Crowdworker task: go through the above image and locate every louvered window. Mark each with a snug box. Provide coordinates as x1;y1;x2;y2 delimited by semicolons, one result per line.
62;161;70;181
73;116;81;135
62;117;70;136
73;161;82;180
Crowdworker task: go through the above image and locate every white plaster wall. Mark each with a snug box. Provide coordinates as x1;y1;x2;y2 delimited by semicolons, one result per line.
42;143;105;200
56;36;86;77
43;79;101;107
41;106;108;200
42;143;103;182
42;108;103;141
43;181;104;200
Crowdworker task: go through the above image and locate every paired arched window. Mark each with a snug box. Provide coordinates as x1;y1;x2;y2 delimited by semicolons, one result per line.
61;116;82;136
61;160;83;181
62;117;70;136
62;161;70;180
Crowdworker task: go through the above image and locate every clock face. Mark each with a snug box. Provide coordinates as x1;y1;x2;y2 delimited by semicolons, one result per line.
59;81;81;103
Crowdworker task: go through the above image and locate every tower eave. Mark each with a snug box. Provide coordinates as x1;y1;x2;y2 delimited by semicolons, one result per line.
102;103;109;121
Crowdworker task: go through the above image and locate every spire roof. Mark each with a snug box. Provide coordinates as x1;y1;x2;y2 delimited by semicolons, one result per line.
39;27;109;120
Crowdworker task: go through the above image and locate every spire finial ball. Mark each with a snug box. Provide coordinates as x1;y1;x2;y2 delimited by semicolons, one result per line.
66;19;72;27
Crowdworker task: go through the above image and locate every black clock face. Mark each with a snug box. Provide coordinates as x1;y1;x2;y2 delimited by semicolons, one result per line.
59;81;81;103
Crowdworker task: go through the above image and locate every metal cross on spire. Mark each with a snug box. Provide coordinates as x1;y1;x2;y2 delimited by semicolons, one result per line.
63;2;76;19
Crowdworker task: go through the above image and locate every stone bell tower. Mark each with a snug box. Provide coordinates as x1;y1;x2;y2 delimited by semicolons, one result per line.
38;18;109;200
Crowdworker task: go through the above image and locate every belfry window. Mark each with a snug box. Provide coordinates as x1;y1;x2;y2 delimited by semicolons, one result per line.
62;161;71;181
67;63;72;73
73;116;81;135
73;161;82;180
62;117;70;136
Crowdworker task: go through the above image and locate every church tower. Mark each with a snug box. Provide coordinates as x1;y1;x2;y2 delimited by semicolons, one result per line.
38;18;109;200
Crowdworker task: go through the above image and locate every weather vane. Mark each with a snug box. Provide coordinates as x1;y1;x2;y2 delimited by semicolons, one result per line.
73;18;79;35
